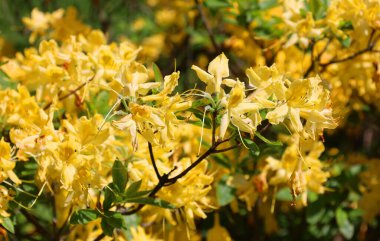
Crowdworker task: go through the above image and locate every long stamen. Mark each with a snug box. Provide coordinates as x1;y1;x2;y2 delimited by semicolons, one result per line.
98;98;121;132
198;105;210;156
237;127;249;149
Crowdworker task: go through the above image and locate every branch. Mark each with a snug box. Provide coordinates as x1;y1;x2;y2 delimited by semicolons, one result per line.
93;233;106;241
320;46;374;67
303;39;331;78
148;142;161;179
119;111;242;216
214;144;241;153
167;143;216;182
20;209;50;237
320;31;379;68
195;0;220;52
119;138;234;215
43;75;95;110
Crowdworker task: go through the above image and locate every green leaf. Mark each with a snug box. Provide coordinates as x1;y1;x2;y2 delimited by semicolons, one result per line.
216;175;236;206
125;180;142;196
340;37;351;48
0;69;16;90
70;209;100;224
308;0;328;19
188;108;212;128
307;201;326;224
192;99;211;108
123;180;151;199
1;217;14;234
125;197;176;209
101;212;127;236
205;0;231;9
255;132;282;146
242;138;260;156
213;153;232;169
275;187;293;201
338;20;353;30
112;160;128;192
94;91;110;116
103;184;116;211
123;214;141;240
258;0;278;10
152;63;163;83
336;208;354;239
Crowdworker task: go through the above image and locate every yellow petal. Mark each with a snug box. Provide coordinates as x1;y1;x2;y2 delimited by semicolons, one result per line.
266;104;289;124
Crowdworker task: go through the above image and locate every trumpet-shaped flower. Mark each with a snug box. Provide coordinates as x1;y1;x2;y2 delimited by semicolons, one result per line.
192;53;230;94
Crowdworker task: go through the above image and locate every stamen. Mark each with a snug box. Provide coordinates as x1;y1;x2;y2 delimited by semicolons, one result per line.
197;105;211;156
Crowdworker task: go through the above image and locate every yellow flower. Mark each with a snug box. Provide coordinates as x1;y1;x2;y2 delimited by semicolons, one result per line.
22;8;54;43
0;138;20;185
263;134;329;206
207;213;233;241
219;80;262;140
192;53;230;94
0;186;12;217
130;226;162;241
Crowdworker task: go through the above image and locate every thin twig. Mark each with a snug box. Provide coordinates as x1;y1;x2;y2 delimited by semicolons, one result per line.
120;112;239;215
320;46;375;66
214;144;241;153
20;209;50;237
43;75;95;110
211;111;217;145
304;39;331;78
320;31;379;67
195;0;220;52
148;142;161;179
93;233;105;241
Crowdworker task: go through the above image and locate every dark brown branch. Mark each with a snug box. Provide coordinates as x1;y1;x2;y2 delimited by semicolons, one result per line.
168;143;217;182
195;0;220;52
20;209;50;237
119;112;242;216
93;233;106;241
148;142;161;179
211;111;217;145
320;46;375;67
304;39;331;78
43;75;95;110
214;144;241;153
320;31;379;68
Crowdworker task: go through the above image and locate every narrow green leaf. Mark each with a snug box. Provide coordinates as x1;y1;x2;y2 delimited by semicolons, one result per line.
101;212;127;236
242;138;260;156
188;108;212;128
103;184;116;211
307;201;326;224
1;217;14;234
205;0;231;9
255;132;282;146
213;154;232;169
275;187;293;201
123;214;141;240
112;160;128;192
0;69;17;90
125;180;142;196
340;37;351;48
216;175;236;206
94;91;110;116
336;208;354;239
152;63;163;83
70;209;100;224
125;197;176;209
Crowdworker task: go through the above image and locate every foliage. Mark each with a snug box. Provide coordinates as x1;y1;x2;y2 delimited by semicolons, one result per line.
0;0;380;240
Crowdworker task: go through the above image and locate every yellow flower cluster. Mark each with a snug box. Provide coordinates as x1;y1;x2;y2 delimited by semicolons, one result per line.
0;6;344;240
262;134;330;206
22;7;90;43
